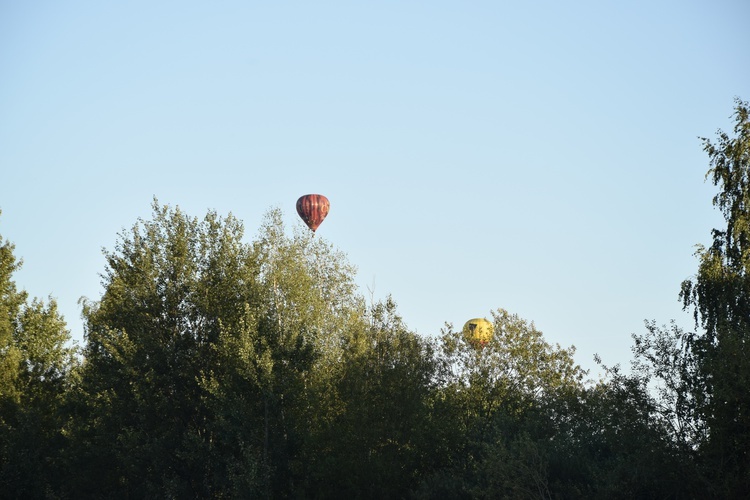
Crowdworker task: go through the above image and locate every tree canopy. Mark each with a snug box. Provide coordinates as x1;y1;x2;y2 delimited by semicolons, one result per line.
1;99;749;497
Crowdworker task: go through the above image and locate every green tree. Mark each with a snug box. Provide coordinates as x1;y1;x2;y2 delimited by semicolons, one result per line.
627;98;750;498
678;97;750;496
303;296;439;498
72;200;266;497
438;309;584;425
0;218;78;498
246;208;364;497
0;226;24;405
417;308;585;498
629;320;708;490
539;363;697;499
71;201;368;498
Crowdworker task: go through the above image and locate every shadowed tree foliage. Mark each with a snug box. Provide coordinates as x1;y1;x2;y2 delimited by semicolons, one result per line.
248;208;364;497
678;97;750;497
624;98;750;498
540;362;698;499
71;201;264;497
6;100;749;500
302;296;439;499
415;309;586;498
0;217;78;498
68;202;369;498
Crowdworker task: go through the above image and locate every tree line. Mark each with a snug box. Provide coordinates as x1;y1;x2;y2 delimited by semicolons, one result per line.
1;99;749;498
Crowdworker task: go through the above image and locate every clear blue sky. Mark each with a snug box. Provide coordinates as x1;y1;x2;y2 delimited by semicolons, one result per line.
1;0;748;376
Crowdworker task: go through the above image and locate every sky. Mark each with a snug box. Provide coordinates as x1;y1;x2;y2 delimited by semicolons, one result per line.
1;0;748;376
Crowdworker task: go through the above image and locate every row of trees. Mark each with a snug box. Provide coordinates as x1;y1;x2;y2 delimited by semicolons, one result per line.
1;99;748;498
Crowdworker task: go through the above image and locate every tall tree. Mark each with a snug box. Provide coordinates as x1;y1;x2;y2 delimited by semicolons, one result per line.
247;208;364;496
538;361;698;499
418;308;585;498
72;202;367;497
303;296;439;498
438;309;584;422
678;97;750;496
0;223;24;405
0;217;78;497
72;200;266;497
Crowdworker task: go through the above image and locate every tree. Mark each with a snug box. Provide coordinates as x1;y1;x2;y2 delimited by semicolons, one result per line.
678;97;750;496
630;321;708;473
71;201;368;497
539;362;698;499
302;296;439;498
246;208;364;497
438;309;584;422
0;224;24;405
72;200;267;496
628;98;750;498
0;217;78;497
417;308;586;498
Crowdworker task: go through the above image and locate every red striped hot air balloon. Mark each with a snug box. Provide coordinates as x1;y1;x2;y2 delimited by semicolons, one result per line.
296;194;330;234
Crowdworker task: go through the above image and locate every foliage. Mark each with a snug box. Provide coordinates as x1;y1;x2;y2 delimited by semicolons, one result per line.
437;308;585;417
0;217;78;498
302;297;439;498
0;228;24;405
415;309;587;498
5;99;750;499
679;98;750;497
543;363;698;499
70;200;265;496
627;98;750;498
67;201;371;497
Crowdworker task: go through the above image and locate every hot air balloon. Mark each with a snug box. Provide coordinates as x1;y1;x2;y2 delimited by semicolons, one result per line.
296;194;330;234
463;318;493;348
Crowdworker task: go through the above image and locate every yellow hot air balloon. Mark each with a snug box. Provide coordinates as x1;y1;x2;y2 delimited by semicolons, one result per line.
463;318;493;348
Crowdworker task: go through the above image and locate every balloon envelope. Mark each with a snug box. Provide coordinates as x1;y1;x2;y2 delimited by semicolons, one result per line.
463;318;493;347
296;194;330;233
